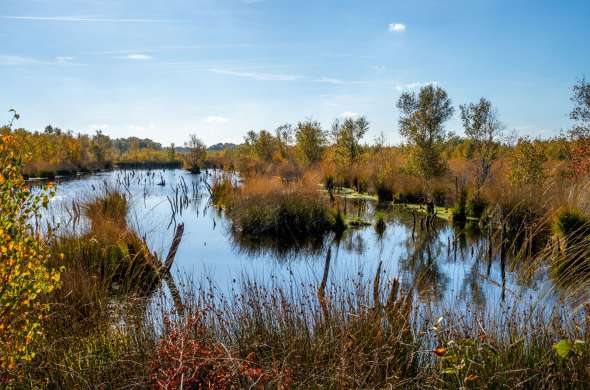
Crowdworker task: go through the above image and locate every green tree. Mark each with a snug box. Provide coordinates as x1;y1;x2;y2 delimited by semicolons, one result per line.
295;120;326;164
168;143;176;161
244;130;277;162
90;130;112;163
397;84;454;182
509;137;547;188
331;116;369;168
568;78;590;178
460;98;504;188
274;124;293;160
185;134;207;173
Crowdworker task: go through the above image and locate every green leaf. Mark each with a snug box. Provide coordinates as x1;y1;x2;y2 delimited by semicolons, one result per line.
553;339;573;359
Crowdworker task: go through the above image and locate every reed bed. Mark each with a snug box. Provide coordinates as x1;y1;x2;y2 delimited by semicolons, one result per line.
11;174;590;388
212;176;342;243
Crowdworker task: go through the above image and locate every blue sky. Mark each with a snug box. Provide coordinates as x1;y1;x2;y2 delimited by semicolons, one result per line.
1;0;589;146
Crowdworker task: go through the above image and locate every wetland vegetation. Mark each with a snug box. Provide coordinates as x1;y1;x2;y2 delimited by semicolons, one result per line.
2;79;590;388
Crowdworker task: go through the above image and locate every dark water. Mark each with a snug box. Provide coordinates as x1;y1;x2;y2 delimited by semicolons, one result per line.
44;169;579;315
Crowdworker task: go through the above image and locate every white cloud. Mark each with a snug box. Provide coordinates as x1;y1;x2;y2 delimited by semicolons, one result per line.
315;77;344;85
209;68;299;81
395;81;438;91
0;55;81;66
115;54;152;60
55;56;74;63
1;16;169;23
205;116;229;124
339;112;361;119
388;23;406;32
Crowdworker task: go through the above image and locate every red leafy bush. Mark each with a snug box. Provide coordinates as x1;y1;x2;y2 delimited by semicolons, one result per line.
149;312;269;389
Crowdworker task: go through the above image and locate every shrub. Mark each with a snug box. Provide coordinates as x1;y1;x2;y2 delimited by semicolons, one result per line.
452;188;468;224
210;177;235;207
376;180;394;203
394;190;424;204
552;208;590;240
466;193;486;219
0;133;62;379
149;313;269;389
551;208;590;283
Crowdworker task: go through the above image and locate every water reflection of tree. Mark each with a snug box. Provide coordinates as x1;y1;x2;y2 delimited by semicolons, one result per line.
341;229;367;255
459;261;487;309
399;225;448;303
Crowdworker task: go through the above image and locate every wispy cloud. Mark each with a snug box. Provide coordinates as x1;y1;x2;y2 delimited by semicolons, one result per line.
339;112;361;119
395;81;437;91
55;56;74;64
0;55;49;66
315;77;345;85
209;68;300;81
0;55;82;66
205;116;229;124
114;53;152;60
1;16;170;23
388;23;406;32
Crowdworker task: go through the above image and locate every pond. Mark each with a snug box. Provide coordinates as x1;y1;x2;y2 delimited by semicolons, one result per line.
43;169;582;317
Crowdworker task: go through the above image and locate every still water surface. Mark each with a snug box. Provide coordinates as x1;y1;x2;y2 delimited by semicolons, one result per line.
44;169;577;316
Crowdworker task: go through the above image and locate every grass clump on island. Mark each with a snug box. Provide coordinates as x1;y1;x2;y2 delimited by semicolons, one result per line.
52;190;160;295
551;207;590;284
212;176;345;241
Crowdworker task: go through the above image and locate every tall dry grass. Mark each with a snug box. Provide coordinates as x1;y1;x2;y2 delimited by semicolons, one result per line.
213;176;342;244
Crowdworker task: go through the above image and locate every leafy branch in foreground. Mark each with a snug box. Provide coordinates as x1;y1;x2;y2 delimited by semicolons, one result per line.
0;110;62;382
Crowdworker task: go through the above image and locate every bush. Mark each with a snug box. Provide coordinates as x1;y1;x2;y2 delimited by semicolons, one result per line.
553;208;590;240
466;193;486;219
394;191;424;204
210;177;235;207
376;180;394;203
149;313;269;389
551;208;590;283
0;133;62;379
452;188;468;224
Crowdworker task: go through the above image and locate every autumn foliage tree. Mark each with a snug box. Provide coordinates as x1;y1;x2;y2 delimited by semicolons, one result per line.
295;120;327;164
509;137;547;189
0;110;62;381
